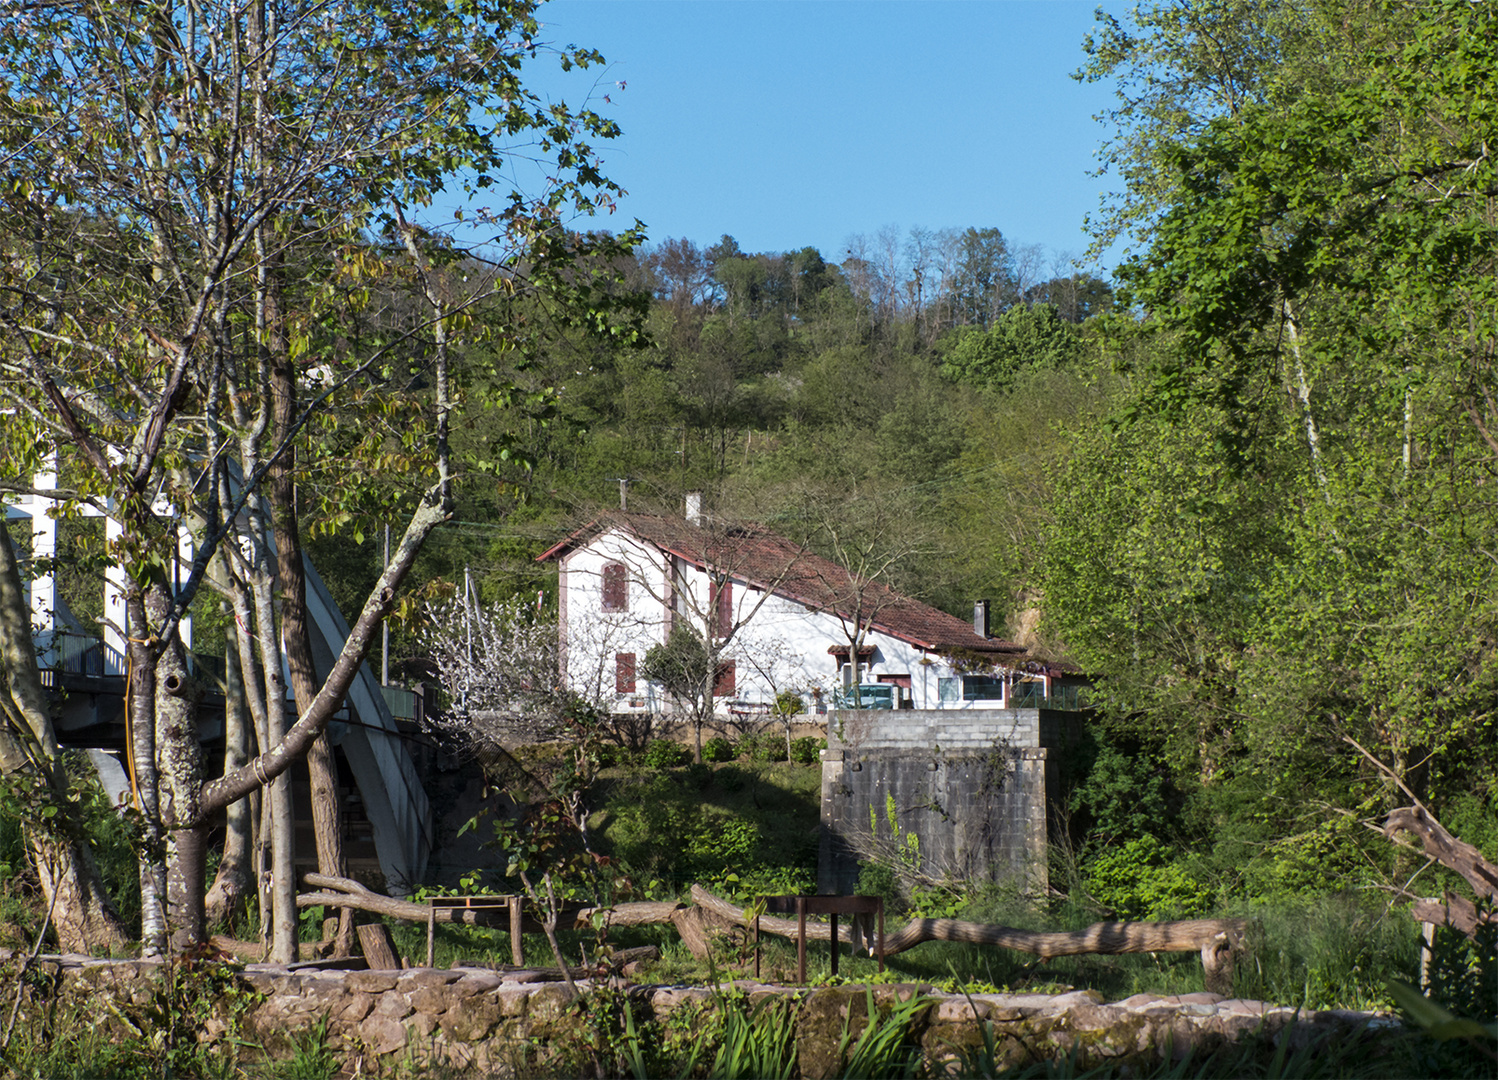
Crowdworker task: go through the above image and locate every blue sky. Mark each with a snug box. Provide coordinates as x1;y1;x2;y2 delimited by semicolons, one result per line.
473;1;1127;275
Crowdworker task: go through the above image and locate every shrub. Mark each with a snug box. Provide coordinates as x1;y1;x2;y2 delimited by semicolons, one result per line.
739;734;787;763
702;737;737;763
643;739;691;769
1084;834;1212;920
702;863;816;902
789;736;826;765
594;743;626;768
856;860;902;912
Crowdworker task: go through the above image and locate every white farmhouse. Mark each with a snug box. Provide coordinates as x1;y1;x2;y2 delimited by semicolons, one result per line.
538;505;1065;718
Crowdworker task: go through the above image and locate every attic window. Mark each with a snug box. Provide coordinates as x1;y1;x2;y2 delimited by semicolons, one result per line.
602;561;627;612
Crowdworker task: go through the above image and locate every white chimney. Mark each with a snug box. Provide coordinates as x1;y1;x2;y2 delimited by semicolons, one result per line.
685;491;703;525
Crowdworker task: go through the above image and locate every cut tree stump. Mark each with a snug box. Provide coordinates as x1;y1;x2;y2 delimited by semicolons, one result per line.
356;922;402;970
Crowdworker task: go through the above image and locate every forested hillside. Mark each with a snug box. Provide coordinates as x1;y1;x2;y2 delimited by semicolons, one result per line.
304;223;1115;649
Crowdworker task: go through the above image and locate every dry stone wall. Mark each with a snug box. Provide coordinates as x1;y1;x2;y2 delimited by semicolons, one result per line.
16;952;1393;1076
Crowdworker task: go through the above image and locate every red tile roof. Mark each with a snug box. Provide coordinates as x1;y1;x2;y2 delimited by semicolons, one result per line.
538;512;1025;657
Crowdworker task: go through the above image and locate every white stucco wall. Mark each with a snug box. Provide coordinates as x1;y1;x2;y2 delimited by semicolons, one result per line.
558;527;1044;715
558;528;672;711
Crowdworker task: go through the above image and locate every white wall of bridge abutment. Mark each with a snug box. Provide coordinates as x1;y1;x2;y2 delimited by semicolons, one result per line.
5;469;60;667
7;462;431;894
102;513;129;673
6;464;194;677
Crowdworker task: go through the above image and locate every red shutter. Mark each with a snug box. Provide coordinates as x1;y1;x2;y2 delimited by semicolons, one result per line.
615;652;636;693
713;659;736;697
602;562;626;612
714;579;733;638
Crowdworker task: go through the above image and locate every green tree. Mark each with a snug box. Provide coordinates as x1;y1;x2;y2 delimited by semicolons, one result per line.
938;304;1079;390
0;0;628;953
1075;0;1333;259
945;226;1016;328
1045;0;1498;895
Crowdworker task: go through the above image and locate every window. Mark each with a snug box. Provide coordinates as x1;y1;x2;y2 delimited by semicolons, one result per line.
615;652;636;694
937;677;959;704
601;561;627;612
710;578;732;638
962;675;1005;702
713;659;736;697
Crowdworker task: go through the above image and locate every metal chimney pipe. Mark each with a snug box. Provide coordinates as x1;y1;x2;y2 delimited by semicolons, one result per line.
973;599;990;639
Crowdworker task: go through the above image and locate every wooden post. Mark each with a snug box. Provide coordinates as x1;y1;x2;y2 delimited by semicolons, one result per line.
796;898;807;984
426;904;436;967
1420;913;1435;991
830;912;839;977
510;895;524;967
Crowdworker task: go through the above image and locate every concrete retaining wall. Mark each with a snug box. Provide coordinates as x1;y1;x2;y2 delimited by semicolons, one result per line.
819;709;1078;894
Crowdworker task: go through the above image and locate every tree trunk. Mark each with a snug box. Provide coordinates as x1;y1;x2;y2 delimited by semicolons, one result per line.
30;833;129;954
268;259;353;958
0;524;128;953
249;569;298;964
306;731;352;953
205;628;253;927
151;577;205;953
269;359;350;952
126;590;168;958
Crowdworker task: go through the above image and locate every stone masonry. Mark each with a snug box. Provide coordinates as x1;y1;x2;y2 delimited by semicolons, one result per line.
11;952;1393;1077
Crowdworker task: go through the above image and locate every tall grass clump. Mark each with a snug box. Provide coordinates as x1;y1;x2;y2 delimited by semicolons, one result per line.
1234;894;1418;1011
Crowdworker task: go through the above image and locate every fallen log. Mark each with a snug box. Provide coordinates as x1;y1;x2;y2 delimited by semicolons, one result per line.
209;935;329;962
690;885;1246;961
296;875;1248;993
689;885;1249;994
1384;806;1498;940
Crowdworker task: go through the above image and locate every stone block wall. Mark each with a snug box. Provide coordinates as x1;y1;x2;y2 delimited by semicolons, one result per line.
15;953;1391;1077
819;709;1078;894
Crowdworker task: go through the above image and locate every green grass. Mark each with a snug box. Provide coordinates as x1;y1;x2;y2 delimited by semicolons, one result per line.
590;758;823;900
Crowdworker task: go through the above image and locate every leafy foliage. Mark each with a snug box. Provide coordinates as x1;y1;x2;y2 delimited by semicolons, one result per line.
1083;835;1212;921
702;737;738;764
642;740;692;770
938;305;1080;390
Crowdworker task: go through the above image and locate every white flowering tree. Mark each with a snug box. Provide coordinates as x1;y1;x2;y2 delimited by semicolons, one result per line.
419;591;645;854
